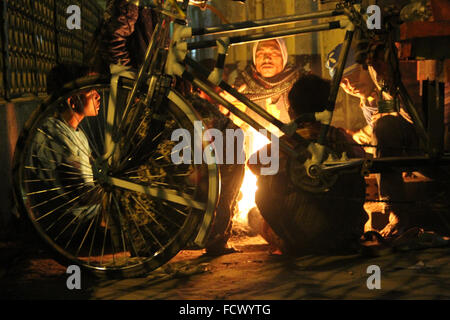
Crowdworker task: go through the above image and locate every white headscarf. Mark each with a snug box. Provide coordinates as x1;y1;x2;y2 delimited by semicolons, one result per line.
252;38;288;70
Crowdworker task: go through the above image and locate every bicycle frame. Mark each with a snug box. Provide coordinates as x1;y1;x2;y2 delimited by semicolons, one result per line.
169;5;355;178
104;1;450;218
166;3;450;176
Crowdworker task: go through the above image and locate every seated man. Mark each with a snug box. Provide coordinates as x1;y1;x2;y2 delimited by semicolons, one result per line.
247;74;367;255
30;63;101;220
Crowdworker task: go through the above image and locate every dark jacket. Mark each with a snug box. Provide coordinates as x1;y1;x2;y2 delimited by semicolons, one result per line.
87;0;157;73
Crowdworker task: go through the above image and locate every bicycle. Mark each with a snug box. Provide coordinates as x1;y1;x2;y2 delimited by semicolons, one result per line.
12;0;450;278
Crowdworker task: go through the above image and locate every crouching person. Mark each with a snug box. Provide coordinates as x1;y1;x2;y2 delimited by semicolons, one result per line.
248;74;368;256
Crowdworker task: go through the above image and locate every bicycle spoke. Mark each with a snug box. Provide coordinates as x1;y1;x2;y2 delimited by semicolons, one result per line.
117;122;170;170
52;190;101;242
116;199;131;259
24;176;93;183
122;169;143;175
87;209;101;265
25;180;93;197
37;128;94;163
125;170;166;179
24;166;55;172
147;201;182;228
100;199;110;266
172;172;192;177
127;203;162;254
63;212;86;249
80;120;102;158
24;178;58;183
29;184;89;209
75;208;98;256
163;202;189;217
133;211;165;251
35;184;99;222
54;210;81;242
146;181;170;186
32;142;95;174
111;193;140;259
106;193;118;266
131;194;170;235
45;195;94;232
26;159;94;178
121;100;147;147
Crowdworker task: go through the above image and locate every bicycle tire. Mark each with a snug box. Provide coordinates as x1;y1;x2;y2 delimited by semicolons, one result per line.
12;75;219;278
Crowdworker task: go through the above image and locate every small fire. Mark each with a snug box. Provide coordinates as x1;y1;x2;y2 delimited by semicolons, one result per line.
234;167;257;224
218;94;279;226
234;128;270;224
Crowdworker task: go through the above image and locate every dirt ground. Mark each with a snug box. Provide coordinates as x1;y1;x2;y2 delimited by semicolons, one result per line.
1;221;450;301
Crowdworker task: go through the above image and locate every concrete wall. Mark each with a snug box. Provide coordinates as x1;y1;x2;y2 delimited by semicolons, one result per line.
0;98;42;239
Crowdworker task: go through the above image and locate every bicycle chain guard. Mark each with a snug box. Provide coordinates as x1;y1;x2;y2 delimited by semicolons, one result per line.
287;145;339;193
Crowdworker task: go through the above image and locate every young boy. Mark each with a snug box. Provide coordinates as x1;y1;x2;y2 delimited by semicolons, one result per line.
30;63;101;220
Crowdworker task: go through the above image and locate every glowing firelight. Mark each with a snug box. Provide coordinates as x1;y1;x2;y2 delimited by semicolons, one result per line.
234;128;271;224
219;93;280;226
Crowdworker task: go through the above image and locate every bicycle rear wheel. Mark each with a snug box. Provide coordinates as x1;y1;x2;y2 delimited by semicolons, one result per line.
12;75;219;278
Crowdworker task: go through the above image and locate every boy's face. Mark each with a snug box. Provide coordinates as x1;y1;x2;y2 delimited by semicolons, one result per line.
255;40;284;78
81;89;101;116
340;65;376;100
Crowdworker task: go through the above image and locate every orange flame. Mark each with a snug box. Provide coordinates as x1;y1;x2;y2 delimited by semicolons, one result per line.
219;93;278;226
233;128;270;224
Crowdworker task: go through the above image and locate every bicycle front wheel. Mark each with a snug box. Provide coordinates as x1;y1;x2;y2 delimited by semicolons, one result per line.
12;75;219;278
